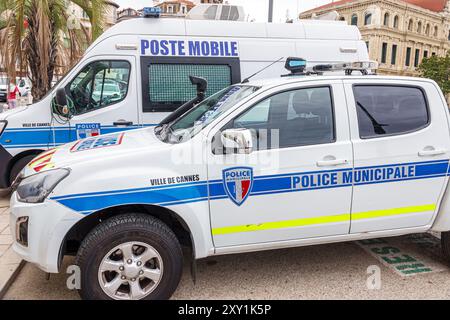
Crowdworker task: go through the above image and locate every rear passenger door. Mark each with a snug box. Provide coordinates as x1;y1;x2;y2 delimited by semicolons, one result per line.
344;80;450;233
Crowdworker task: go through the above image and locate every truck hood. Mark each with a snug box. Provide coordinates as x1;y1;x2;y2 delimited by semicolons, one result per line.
23;127;167;176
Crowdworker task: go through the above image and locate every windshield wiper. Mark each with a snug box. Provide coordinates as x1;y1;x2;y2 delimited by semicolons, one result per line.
357;101;389;135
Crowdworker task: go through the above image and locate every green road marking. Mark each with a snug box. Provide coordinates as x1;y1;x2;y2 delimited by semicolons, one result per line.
356;235;447;277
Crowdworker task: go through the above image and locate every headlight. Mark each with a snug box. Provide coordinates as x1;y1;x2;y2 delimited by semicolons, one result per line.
0;120;7;136
16;168;70;203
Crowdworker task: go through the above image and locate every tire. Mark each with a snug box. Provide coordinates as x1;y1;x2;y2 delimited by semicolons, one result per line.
75;213;183;300
442;231;450;262
9;154;37;185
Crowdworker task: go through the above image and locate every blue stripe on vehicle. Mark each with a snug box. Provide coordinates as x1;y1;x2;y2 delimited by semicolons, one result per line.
1;125;158;149
55;183;209;213
49;159;450;215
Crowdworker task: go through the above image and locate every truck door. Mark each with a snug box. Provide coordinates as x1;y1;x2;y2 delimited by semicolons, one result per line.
207;81;354;248
53;56;138;144
344;80;450;233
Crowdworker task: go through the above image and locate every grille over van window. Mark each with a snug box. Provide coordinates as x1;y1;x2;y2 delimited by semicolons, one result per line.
146;63;232;112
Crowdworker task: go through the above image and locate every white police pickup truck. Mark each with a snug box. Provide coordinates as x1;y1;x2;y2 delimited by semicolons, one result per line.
9;60;450;300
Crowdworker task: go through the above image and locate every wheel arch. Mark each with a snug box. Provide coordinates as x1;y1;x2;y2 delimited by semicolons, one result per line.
5;149;44;184
61;204;196;268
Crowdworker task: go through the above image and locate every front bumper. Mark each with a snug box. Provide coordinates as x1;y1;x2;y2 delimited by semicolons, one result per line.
9;192;82;273
0;144;12;189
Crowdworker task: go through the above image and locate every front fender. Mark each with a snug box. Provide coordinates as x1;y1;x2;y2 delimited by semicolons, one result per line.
50;164;214;258
0;144;13;188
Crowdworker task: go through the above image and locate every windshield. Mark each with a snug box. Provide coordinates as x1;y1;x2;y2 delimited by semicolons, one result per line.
0;78;7;86
156;85;259;144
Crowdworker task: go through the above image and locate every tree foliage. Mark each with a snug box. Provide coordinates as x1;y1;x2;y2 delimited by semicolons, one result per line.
0;0;108;100
418;53;450;96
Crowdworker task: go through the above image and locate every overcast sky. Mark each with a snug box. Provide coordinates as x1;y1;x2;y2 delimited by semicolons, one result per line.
113;0;334;22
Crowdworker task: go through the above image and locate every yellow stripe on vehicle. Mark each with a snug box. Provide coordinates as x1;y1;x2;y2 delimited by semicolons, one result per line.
211;204;436;236
351;204;436;220
212;214;351;236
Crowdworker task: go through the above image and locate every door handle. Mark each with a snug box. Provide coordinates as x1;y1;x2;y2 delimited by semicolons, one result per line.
113;120;134;127
418;148;447;157
317;158;348;167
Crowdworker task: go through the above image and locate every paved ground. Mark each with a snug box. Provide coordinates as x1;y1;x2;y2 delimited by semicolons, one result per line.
4;228;450;299
0;195;23;297
3;193;450;300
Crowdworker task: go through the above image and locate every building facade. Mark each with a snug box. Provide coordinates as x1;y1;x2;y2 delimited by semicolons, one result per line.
67;0;119;29
155;0;196;17
300;0;450;76
117;8;142;22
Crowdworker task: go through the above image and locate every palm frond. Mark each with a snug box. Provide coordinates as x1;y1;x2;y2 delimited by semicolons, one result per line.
0;0;110;99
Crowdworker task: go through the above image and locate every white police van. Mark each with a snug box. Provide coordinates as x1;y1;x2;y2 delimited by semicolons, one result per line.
9;59;450;300
0;8;368;190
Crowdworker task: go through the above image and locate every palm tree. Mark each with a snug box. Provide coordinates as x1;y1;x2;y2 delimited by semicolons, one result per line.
0;0;107;100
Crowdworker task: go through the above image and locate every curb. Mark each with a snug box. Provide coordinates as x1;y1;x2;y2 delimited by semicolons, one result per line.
0;260;25;299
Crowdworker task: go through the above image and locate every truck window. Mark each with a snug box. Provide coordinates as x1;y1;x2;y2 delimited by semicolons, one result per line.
230;86;335;150
145;64;231;112
353;85;429;139
64;60;131;115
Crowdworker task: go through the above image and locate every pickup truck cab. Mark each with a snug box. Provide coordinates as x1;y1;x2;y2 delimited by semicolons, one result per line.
9;62;450;300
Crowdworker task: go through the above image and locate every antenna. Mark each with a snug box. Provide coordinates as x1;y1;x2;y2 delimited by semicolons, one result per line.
242;57;284;83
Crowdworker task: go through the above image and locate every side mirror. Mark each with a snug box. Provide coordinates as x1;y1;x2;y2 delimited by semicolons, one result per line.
56;88;67;107
221;128;253;154
55;88;69;116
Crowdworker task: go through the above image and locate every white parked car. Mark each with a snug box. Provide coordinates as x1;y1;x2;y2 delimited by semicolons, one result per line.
17;78;31;97
0;77;7;102
12;61;448;301
92;82;123;105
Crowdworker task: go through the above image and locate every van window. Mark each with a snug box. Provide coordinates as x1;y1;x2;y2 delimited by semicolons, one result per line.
229;6;239;20
221;5;231;20
64;60;130;115
353;85;429;139
204;5;217;19
229;86;335;150
145;63;232;112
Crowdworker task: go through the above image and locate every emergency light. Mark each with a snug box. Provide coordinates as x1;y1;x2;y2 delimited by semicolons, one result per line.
313;61;378;75
143;7;161;18
285;57;307;74
283;57;378;76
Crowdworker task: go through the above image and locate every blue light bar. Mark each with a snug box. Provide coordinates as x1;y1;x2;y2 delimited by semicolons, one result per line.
285;57;307;73
143;7;161;18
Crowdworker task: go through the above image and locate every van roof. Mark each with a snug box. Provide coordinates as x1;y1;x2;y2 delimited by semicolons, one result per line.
100;17;362;41
243;75;435;89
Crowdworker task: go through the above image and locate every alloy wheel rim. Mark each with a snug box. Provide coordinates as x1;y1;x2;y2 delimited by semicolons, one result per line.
98;241;163;300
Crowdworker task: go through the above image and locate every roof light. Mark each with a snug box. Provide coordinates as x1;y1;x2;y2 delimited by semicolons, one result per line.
350;61;378;70
143;7;161;18
312;61;378;75
285;57;307;74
